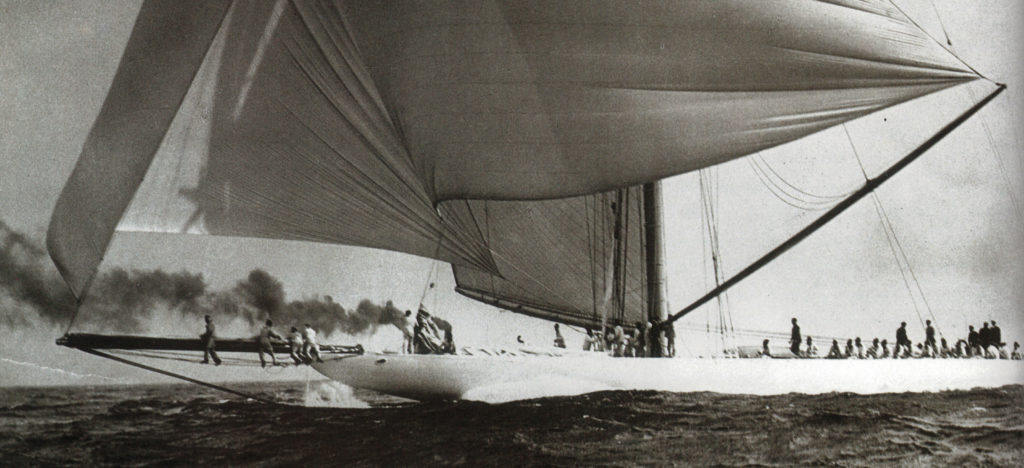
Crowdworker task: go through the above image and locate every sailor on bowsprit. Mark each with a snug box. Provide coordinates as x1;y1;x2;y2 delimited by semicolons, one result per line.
302;323;323;363
255;319;283;368
200;315;221;366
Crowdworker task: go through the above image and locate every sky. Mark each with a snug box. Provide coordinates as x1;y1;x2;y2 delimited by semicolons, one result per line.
0;0;1022;386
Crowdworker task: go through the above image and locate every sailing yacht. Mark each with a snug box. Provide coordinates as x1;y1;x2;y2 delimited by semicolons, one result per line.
48;1;1022;401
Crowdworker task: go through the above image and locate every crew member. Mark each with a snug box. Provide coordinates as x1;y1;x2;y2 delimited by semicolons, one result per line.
442;329;456;354
303;323;323;363
256;319;283;368
879;339;890;358
553;324;566;349
804;336;818;358
402;310;415;354
967;325;980;357
789;318;801;356
761;339;771;358
924;320;937;357
939;337;950;358
826;339;842;359
866;338;880;359
980;322;992;356
991;321;1002;353
665;322;676;357
1012;342;1022;360
583;328;596;351
855;337;864;359
612;325;625;357
895;322;911;358
844;339;854;359
287;326;304;364
200;315;222;366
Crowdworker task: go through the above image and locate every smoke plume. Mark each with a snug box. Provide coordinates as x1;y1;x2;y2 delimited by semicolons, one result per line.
0;221;410;337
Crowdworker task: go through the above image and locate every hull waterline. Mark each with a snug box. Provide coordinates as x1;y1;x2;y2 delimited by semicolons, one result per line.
312;353;1024;402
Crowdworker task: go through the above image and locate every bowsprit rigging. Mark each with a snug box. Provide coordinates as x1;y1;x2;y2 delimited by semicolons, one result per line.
56;333;364;404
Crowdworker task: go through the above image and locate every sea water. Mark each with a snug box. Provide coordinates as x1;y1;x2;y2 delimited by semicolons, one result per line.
0;382;1021;466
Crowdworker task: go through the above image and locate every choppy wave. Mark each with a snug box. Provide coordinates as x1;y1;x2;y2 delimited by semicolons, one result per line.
0;383;1020;466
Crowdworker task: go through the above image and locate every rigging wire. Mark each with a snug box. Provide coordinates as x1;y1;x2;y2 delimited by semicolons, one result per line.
843;124;939;334
928;0;953;46
746;154;857;212
928;0;1024;223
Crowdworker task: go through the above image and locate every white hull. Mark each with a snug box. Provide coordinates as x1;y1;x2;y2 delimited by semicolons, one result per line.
313;353;1024;402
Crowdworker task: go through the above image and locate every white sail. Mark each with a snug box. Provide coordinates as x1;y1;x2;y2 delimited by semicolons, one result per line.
48;0;978;300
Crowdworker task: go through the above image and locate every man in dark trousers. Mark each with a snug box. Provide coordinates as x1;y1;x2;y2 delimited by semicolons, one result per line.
980;322;992;355
789;318;801;356
256;319;283;368
967;325;980;357
895;322;910;358
924;320;937;357
200;315;222;366
991;320;1002;350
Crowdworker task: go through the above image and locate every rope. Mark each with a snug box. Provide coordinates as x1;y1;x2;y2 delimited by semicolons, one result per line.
962;86;1024;223
929;1;1023;223
928;0;953;46
746;154;855;212
73;347;281;405
845;125;939;336
63;303;82;336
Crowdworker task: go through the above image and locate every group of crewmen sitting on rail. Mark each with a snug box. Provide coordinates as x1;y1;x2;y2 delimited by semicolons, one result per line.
774;317;1022;360
578;320;677;358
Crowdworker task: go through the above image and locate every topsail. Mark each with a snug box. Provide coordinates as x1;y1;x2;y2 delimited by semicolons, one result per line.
49;0;978;311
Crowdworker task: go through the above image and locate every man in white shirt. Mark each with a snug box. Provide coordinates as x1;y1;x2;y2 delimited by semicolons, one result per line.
302;323;323;363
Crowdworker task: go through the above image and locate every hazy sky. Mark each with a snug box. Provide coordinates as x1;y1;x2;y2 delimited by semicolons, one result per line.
1;0;1021;386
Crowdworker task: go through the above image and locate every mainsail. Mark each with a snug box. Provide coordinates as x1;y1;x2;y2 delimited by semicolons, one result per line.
49;0;980;330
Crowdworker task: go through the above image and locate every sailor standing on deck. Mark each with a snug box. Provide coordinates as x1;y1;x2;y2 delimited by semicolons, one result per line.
256;320;283;368
924;320;938;357
991;321;1002;353
789;318;801;356
980;322;992;356
401;310;415;354
967;325;980;357
200;315;222;366
895;322;911;358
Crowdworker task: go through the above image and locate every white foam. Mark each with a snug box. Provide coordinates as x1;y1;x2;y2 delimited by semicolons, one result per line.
303;381;370;408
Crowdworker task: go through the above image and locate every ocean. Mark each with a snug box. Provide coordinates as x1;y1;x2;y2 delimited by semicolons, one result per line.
0;382;1021;467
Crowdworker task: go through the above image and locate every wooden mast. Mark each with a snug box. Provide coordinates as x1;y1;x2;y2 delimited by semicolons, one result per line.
643;181;668;357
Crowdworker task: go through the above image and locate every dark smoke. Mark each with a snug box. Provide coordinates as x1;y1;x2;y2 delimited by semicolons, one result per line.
0;220;76;327
0;222;410;337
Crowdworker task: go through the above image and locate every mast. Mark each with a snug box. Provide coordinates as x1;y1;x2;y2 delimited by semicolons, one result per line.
643;181;668;357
